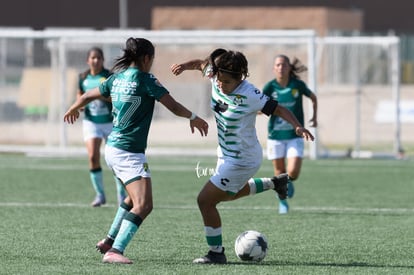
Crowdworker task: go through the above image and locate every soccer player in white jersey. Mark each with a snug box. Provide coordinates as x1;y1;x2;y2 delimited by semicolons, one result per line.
64;37;209;264
171;49;314;264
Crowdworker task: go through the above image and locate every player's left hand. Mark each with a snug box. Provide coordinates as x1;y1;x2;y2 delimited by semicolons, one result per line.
295;127;314;141
190;117;209;137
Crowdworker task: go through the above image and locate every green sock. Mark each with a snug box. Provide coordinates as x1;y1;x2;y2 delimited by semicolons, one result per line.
112;212;143;253
90;168;105;197
108;202;132;240
248;178;273;195
205;226;223;253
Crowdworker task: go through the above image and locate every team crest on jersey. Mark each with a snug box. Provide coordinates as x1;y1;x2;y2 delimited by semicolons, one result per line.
292;89;299;98
232;94;244;105
99;77;107;83
271;91;278;100
214;100;229;113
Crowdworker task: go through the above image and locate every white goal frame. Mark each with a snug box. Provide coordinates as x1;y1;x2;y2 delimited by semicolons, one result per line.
0;28;401;159
53;29;319;158
316;36;401;158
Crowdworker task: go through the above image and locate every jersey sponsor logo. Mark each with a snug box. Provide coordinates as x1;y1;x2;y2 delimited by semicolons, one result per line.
214;100;229;113
112;79;138;94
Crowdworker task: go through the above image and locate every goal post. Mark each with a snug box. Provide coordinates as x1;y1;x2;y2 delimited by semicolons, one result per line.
316;35;401;158
0;28;402;159
54;29;319;158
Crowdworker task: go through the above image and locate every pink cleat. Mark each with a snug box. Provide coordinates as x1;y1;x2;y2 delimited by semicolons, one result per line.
102;251;133;264
96;239;112;254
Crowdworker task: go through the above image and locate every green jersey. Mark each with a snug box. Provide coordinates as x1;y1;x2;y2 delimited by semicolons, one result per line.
99;67;169;153
78;68;113;123
263;78;312;140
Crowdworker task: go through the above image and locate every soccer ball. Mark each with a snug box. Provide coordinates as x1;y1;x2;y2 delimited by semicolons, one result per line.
234;230;268;262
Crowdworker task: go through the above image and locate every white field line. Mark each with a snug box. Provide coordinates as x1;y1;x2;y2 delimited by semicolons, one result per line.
0;202;413;214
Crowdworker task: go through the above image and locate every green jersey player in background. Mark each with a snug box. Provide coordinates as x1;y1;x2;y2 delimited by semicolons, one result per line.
77;47;126;207
263;55;318;214
171;49;314;264
65;37;209;264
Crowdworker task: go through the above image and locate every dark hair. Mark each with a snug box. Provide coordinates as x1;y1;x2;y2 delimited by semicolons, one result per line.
209;48;249;80
275;54;307;79
87;47;104;60
112;37;155;72
79;47;105;80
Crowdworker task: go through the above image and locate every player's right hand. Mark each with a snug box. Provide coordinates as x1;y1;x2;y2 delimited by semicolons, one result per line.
63;109;80;124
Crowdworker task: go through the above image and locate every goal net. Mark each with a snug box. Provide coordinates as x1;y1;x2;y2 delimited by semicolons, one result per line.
0;28;402;158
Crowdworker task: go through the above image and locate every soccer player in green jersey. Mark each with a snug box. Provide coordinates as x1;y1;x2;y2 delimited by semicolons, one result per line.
64;37;209;264
171;49;314;264
263;55;318;214
77;47;126;207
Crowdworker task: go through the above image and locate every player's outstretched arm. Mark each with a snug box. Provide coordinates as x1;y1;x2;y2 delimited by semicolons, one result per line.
63;87;105;124
159;93;209;137
171;59;207;76
274;105;314;141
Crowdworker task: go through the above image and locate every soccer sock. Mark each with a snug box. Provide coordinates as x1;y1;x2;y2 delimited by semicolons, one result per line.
90;168;105;197
114;176;126;204
112;212;143;253
248;178;274;195
204;226;223;253
107;202;132;240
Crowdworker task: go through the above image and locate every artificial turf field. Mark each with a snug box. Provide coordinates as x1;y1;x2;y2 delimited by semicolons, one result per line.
0;153;413;275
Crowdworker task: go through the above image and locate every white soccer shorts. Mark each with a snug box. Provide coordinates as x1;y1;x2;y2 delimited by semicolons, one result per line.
210;157;261;195
104;145;151;185
267;137;304;160
82;120;112;142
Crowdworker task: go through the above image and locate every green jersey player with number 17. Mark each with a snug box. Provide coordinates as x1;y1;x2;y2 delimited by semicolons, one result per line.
64;37;209;264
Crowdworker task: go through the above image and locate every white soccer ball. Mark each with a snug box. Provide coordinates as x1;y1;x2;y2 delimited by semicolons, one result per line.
234;230;268;262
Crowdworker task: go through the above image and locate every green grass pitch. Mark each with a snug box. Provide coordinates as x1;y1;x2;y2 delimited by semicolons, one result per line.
0;153;413;274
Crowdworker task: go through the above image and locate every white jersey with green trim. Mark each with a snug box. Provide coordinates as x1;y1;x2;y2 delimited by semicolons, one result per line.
210;78;269;163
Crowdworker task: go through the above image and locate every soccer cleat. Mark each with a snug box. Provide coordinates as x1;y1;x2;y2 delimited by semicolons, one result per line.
102;251;133;264
279;199;289;214
193;248;227;264
272;173;289;200
91;195;106;207
287;180;295;198
96;239;112;254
